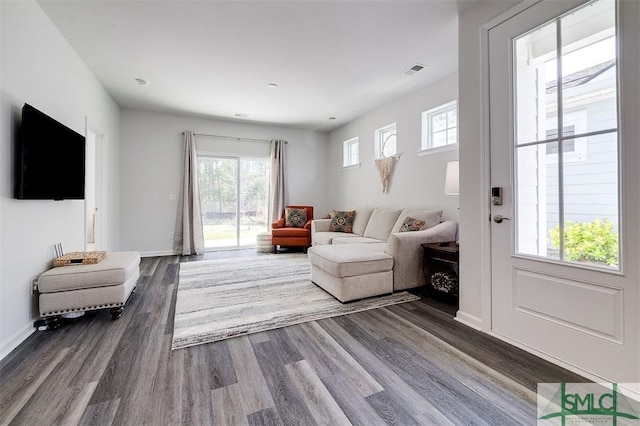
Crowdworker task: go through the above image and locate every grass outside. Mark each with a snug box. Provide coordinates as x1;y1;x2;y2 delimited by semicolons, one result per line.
203;219;268;248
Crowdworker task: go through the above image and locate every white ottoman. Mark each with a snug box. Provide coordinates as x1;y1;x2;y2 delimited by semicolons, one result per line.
256;232;274;253
38;251;140;322
308;244;393;302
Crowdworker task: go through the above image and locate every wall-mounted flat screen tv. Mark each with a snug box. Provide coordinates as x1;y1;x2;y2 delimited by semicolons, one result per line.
15;104;85;200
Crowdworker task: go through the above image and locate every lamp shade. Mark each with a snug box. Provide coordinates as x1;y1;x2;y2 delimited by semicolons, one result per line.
444;161;459;195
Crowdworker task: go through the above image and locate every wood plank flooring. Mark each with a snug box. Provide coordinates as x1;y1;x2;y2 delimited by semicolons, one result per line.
0;249;587;425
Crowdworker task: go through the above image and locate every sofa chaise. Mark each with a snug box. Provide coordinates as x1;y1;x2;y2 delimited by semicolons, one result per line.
308;208;456;302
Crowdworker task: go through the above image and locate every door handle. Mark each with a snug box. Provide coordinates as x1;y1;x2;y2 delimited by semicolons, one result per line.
493;215;510;224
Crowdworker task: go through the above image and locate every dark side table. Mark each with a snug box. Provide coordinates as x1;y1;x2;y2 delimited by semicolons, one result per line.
421;242;459;302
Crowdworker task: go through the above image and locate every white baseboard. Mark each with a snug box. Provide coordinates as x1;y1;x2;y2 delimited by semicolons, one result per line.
454;310;483;331
454;311;618;383
453;310;627;385
140;250;176;257
0;323;35;362
488;330;607;383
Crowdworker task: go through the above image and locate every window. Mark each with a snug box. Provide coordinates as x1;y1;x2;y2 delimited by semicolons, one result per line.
513;0;619;268
545;127;575;154
375;123;396;159
545;110;588;162
343;137;359;167
421;101;457;151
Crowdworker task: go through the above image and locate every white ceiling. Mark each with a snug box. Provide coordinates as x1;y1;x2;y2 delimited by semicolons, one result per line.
37;0;459;132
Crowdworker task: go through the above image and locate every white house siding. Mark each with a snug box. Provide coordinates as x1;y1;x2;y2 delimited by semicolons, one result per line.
515;39;547;256
545;67;619;244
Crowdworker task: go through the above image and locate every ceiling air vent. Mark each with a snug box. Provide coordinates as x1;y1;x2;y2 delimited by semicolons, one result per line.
402;63;426;76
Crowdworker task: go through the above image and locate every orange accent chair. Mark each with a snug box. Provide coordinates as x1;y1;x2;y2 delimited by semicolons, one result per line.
272;205;314;253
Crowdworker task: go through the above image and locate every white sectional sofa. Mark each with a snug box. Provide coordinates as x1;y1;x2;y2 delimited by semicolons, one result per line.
308;208;457;302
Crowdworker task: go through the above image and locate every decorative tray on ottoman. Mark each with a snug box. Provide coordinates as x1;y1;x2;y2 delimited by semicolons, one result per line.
53;251;107;267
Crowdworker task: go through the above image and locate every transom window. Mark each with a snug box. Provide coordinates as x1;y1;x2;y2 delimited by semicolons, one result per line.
343;137;359;167
421;101;457;151
375;123;396;159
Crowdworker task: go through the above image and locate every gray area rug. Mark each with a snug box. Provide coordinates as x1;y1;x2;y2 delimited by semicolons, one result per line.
172;253;419;350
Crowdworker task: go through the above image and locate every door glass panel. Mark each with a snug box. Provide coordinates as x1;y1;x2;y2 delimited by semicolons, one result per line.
516;143;559;258
560;0;617;135
238;159;270;246
560;133;619;267
515;21;557;145
199;157;238;249
513;0;619;269
198;156;270;249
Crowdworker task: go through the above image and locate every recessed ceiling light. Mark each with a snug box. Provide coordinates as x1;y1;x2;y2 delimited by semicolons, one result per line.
135;78;149;86
267;83;278;89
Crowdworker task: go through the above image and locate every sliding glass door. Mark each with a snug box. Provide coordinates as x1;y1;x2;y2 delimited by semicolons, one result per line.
198;156;270;249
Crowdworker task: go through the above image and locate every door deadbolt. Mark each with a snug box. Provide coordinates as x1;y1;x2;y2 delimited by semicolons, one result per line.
491;187;503;206
493;214;510;224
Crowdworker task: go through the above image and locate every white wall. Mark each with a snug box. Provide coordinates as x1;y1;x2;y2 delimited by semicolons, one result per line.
326;73;459;220
456;1;522;330
119;110;330;255
0;0;120;358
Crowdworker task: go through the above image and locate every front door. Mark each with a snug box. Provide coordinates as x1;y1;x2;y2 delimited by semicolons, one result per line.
489;0;639;382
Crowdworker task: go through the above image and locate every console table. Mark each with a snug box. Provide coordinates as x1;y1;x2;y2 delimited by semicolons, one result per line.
421;242;459;302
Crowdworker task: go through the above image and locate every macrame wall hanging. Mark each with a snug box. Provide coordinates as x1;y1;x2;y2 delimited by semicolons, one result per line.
374;157;395;193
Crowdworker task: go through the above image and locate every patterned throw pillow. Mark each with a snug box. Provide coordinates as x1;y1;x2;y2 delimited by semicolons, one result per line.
285;208;308;228
399;216;425;232
330;210;356;233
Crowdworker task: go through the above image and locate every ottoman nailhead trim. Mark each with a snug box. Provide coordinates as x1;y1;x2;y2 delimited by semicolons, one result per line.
43;302;124;317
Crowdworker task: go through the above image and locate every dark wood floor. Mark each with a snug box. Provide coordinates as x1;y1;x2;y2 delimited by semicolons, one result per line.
0;249;586;425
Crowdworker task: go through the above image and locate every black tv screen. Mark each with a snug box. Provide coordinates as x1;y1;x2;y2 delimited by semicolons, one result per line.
15;104;85;200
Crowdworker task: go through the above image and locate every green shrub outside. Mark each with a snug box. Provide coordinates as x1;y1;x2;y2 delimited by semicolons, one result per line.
549;219;618;267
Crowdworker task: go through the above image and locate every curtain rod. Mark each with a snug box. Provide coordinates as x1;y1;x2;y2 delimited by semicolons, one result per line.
181;131;286;143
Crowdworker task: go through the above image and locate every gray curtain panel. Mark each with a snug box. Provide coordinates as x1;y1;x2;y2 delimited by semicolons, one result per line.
174;131;205;255
269;139;287;224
